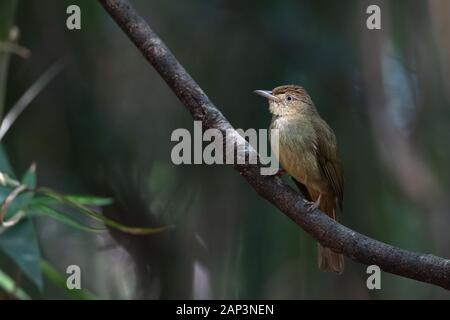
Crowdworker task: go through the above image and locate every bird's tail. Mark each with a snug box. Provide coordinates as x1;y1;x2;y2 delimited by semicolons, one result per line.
317;243;344;274
313;192;345;274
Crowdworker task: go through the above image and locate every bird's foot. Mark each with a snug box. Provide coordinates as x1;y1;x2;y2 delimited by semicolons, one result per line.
305;194;322;212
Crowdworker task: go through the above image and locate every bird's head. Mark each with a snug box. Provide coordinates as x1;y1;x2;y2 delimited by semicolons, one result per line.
254;85;317;117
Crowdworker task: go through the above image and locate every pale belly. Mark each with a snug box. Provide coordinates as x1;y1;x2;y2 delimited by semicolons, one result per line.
270;117;329;194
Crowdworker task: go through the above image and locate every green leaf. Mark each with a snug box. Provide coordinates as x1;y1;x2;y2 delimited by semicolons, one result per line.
0;218;42;290
30;194;113;207
37;188;175;235
41;260;96;300
64;195;113;206
0;151;42;291
0;268;31;300
0;146;15;205
29;205;106;233
21;163;36;188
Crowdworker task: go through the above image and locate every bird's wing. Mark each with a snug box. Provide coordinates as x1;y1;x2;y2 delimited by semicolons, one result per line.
313;119;344;211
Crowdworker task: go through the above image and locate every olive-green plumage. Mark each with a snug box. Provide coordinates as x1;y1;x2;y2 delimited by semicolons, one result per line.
255;85;344;273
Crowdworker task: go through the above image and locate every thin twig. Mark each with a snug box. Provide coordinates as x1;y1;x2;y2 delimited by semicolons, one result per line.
0;41;30;59
97;0;450;290
0;184;27;227
0;60;64;141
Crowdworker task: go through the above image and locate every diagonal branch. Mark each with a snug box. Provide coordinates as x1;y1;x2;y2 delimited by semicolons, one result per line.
97;0;450;290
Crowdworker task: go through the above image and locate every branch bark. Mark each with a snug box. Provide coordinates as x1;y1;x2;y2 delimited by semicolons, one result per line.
98;0;450;290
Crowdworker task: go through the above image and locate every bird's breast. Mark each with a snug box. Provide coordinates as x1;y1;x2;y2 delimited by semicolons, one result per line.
270;116;325;192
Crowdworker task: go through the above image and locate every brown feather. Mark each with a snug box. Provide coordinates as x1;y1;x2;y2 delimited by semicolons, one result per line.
308;189;344;273
312;119;344;211
262;85;345;273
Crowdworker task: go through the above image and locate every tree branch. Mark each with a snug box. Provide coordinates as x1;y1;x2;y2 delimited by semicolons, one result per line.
98;0;450;290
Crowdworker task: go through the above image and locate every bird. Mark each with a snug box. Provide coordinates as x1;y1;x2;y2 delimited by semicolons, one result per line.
254;85;344;274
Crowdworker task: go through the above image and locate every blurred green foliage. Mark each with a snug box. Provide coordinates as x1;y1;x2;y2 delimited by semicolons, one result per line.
0;0;449;299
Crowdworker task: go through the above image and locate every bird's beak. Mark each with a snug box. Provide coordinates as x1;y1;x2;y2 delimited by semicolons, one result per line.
253;90;280;102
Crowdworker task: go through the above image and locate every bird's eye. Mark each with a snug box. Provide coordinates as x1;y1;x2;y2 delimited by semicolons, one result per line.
286;96;292;101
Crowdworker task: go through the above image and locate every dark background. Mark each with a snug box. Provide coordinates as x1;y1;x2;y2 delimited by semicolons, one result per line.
2;0;450;299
